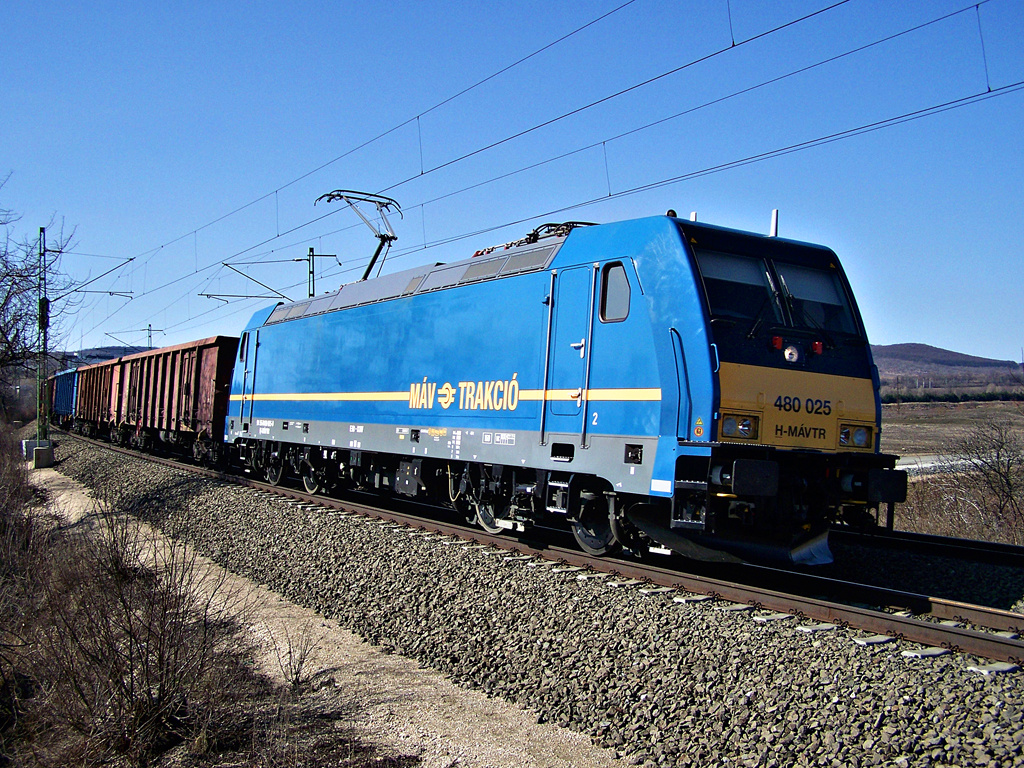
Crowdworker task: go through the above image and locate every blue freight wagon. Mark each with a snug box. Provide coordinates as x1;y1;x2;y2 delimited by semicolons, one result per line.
50;368;78;427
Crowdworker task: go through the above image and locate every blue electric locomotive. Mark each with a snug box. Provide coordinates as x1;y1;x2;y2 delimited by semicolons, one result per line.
225;213;906;564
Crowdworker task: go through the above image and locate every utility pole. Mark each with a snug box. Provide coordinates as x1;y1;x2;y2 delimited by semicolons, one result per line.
36;227;49;445
28;226;55;467
106;326;163;350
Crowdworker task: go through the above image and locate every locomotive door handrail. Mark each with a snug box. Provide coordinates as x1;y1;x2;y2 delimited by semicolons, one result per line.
238;333;249;422
242;329;260;426
670;328;693;438
539;270;557;446
544;265;598;447
578;263;599;449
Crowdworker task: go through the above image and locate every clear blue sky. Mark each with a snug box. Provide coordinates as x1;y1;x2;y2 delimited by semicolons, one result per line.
3;0;1023;360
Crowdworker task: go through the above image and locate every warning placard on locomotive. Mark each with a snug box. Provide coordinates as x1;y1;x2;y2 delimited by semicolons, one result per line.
482;432;516;446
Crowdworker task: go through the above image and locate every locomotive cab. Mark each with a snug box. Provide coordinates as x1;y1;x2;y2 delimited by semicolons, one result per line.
671;221;907;564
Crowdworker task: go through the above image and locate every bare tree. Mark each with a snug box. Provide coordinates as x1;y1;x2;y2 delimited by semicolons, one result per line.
952;421;1024;542
0;175;79;421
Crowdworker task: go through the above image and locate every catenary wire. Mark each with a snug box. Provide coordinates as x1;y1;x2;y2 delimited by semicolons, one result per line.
80;1;857;333
80;1;1008;343
149;74;1024;342
120;0;993;323
109;1;643;285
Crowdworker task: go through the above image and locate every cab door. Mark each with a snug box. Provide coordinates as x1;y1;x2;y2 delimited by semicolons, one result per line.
544;265;597;443
238;330;259;428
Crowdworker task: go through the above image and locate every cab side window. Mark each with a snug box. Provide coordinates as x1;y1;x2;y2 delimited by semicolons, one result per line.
600;262;630;322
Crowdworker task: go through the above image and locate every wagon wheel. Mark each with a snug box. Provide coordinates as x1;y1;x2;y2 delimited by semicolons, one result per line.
192;439;213;466
472;498;505;535
571;494;620;556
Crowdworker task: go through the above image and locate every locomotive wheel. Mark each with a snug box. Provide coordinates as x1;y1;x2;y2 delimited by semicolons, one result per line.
265;458;285;486
571;495;620;556
300;462;320;494
473;499;505;535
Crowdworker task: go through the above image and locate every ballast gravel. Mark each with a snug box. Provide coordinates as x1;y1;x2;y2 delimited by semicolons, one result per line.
824;536;1024;615
52;437;1024;767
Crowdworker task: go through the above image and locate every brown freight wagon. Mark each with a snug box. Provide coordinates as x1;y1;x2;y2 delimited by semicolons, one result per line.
76;357;118;436
75;336;238;463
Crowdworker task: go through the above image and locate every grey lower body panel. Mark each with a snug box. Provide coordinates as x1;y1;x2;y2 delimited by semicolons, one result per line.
227;417;659;496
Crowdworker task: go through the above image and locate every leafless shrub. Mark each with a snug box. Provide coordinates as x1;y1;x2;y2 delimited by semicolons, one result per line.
267;619;327;691
0;434;418;767
0;427;55;763
10;501;259;766
953;422;1024;540
0;425;30;516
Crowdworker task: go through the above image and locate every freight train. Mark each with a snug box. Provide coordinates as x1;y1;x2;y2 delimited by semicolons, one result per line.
54;212;907;565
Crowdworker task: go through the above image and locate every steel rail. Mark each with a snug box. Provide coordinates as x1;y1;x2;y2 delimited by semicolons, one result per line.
832;526;1024;568
54;431;1024;664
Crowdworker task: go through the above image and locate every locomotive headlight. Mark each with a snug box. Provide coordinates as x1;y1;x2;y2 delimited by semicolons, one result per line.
839;424;872;448
721;414;758;440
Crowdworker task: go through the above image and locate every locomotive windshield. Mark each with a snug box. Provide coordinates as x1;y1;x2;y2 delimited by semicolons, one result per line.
697;251;782;325
695;250;858;337
773;261;858;335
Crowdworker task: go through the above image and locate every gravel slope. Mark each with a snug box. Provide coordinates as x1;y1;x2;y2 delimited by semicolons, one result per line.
52;436;1024;767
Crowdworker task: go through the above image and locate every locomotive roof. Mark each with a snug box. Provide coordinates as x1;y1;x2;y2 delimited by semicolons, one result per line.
262;234;568;326
257;214;841;329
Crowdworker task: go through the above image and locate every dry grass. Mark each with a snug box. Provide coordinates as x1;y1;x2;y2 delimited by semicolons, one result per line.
884;402;1024;544
880;400;1024;456
0;425;419;768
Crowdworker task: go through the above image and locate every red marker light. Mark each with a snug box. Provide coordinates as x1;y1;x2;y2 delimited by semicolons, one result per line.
771;335;784;350
811;341;823;355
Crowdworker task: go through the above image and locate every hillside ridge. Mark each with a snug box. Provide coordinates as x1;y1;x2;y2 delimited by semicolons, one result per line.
871;343;1018;370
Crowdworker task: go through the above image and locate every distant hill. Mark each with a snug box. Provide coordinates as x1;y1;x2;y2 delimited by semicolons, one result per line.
56;346;150;369
871;344;1022;400
871;343;1019;372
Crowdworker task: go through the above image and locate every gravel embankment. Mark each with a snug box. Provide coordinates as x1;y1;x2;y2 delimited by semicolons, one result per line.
51;436;1024;767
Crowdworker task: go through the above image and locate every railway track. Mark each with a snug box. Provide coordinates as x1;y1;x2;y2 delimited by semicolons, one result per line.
55;430;1024;666
832;526;1024;569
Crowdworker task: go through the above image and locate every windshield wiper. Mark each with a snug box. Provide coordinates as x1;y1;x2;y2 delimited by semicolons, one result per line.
745;295;774;339
777;276;836;349
746;271;782;339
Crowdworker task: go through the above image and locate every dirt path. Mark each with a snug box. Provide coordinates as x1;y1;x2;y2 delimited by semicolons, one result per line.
31;467;623;768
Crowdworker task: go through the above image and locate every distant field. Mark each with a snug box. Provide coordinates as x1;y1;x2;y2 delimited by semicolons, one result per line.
881;400;1024;456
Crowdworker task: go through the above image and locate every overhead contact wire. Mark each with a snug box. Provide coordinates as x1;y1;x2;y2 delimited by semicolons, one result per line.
112;1;642;278
84;1;845;330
